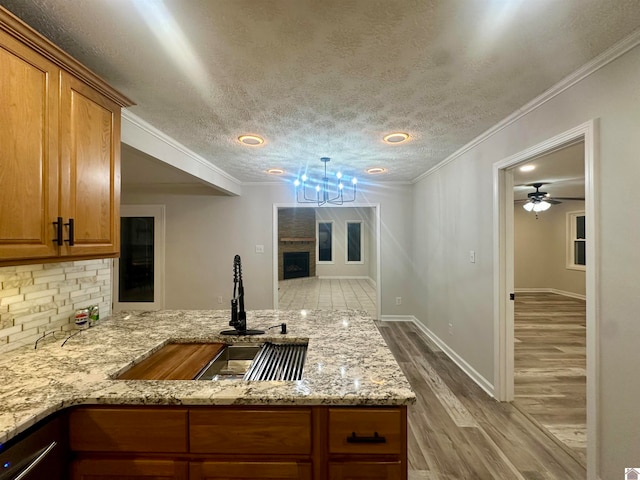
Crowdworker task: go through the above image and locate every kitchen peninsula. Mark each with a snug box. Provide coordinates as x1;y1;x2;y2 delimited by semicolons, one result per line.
0;309;414;479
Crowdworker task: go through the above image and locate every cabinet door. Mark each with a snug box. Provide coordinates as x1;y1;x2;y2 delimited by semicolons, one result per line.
72;458;188;480
189;461;312;480
329;461;402;479
60;71;121;258
0;30;59;260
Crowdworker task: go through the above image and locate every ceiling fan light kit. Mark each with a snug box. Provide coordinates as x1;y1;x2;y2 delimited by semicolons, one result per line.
522;182;560;216
523;200;551;212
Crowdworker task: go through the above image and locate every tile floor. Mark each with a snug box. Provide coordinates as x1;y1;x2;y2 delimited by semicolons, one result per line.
277;277;377;319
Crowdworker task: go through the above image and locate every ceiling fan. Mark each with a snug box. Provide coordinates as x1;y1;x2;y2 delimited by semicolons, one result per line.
515;183;584;213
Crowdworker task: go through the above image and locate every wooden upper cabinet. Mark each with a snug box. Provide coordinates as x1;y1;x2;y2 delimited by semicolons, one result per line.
59;72;121;257
0;7;133;265
0;29;59;260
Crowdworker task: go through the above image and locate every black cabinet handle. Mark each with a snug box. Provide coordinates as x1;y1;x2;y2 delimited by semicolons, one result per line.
52;217;63;245
346;431;386;444
64;218;74;246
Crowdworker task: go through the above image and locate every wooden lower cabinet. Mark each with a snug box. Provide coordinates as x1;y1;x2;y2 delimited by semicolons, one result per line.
190;461;312;479
68;405;407;480
71;458;189;480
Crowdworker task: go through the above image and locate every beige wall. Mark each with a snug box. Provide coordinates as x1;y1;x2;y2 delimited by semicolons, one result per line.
411;44;640;478
0;259;112;353
514;200;586;296
122;182;412;315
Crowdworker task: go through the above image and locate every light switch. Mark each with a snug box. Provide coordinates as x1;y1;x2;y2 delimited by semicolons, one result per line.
255;244;265;254
470;250;476;263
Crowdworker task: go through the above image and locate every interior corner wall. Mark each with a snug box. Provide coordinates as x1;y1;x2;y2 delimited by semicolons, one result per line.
514;200;586;296
410;44;640;479
121;182;413;315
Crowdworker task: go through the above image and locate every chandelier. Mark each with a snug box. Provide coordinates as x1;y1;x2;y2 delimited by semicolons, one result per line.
294;157;357;206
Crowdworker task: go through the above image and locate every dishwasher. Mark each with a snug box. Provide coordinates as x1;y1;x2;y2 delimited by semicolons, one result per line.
0;415;67;480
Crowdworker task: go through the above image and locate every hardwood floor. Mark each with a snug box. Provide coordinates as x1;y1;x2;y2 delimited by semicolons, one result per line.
513;292;587;465
377;321;586;480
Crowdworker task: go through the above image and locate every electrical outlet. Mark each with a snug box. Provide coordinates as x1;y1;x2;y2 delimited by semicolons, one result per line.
395;297;402;305
469;250;476;263
448;323;454;335
255;244;265;254
217;296;223;304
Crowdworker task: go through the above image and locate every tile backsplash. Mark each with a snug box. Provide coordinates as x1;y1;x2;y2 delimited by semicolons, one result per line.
0;259;112;353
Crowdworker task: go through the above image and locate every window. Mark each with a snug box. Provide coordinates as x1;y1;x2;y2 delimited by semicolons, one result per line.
346;221;363;263
567;211;586;270
317;222;333;263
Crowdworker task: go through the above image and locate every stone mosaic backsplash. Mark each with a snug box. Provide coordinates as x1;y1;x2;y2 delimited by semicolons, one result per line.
0;259;112;354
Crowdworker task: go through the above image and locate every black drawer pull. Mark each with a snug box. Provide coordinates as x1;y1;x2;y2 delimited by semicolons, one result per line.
346;431;386;444
53;217;63;245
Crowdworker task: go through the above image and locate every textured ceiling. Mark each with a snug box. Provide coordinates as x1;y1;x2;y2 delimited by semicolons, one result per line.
2;0;640;184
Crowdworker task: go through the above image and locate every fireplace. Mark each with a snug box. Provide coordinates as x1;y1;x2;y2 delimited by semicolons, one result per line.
283;252;310;279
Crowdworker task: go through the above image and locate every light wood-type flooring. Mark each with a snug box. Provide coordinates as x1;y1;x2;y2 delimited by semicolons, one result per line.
378;321;586;480
513;292;587;465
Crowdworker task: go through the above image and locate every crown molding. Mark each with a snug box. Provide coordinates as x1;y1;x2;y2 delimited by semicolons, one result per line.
412;27;640;184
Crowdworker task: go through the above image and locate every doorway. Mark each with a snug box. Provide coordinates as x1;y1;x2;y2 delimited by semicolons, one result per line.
510;141;586;464
493;120;598;478
272;204;381;320
113;205;165;311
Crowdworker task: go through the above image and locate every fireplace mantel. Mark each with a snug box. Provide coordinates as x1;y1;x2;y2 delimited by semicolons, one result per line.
280;237;315;243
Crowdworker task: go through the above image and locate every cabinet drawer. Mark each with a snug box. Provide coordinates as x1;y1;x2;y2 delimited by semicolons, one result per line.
190;461;312;479
69;407;188;453
328;408;402;455
190;408;311;455
329;461;402;479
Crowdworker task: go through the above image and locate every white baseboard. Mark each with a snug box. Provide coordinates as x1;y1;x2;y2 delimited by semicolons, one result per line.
514;287;586;301
367;277;377;288
379;315;495;398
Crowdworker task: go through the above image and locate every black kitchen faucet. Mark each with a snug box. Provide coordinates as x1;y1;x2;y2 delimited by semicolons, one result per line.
221;255;264;335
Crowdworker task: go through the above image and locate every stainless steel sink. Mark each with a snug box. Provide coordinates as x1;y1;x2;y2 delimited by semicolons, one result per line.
194;342;307;381
194;344;261;380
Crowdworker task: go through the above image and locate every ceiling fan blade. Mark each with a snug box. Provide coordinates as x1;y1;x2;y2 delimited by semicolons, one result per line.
546;199;562;204
553;197;585;201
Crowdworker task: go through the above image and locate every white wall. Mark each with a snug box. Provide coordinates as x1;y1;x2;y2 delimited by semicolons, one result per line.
411;44;640;478
315;207;373;278
514;200;586;297
122;182;413;315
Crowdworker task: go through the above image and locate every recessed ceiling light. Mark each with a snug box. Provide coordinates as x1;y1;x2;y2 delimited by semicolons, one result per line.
238;134;264;146
267;168;284;175
519;164;535;172
383;132;409;144
366;167;387;174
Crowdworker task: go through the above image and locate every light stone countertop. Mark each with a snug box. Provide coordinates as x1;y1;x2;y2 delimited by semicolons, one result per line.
0;309;415;444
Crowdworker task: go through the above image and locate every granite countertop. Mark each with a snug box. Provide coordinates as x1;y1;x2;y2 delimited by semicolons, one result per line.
0;309;415;443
